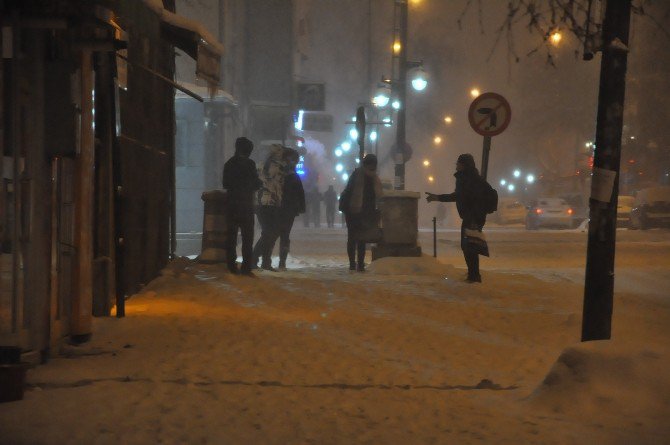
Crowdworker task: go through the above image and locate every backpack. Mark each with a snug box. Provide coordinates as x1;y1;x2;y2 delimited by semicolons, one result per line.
479;179;498;214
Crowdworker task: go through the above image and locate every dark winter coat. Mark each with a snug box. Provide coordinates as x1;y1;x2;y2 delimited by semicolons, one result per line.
438;167;487;227
222;154;262;214
340;168;382;229
281;172;306;217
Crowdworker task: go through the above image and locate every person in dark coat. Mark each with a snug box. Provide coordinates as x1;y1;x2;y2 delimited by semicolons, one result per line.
339;154;383;272
222;137;262;276
276;149;306;270
323;185;338;228
426;153;487;283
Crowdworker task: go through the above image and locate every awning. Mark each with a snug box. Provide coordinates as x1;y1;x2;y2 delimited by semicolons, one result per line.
141;0;223;85
175;82;238;106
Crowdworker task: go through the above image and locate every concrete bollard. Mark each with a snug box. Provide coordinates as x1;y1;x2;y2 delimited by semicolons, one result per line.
200;190;228;263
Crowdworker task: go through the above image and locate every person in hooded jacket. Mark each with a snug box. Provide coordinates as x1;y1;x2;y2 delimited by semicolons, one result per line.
222;137;262;276
426;153;487;283
253;144;287;270
339;154;383;272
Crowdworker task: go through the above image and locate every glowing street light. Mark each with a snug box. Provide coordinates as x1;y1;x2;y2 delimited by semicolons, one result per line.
508;184;515;192
335;148;343;157
428;176;435;183
423;159;430;167
410;66;428;91
372;83;391;107
433;135;442;145
526;174;535;184
370;131;378;142
500;179;507;186
550;30;562;46
335;163;344;173
342;173;349;181
513;169;521;178
444;116;453;124
470;88;480;98
341;141;352;151
393;40;402;55
349;128;359;140
391;100;401;110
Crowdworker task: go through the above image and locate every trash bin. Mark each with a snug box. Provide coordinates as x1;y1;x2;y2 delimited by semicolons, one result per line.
0;346;27;403
200;190;229;264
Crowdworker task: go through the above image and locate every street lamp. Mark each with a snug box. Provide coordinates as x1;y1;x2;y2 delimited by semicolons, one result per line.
433;135;442;145
526;174;535;184
470;88;480;98
372;83;391;107
410;66;428;91
444;115;453;124
513;169;521;178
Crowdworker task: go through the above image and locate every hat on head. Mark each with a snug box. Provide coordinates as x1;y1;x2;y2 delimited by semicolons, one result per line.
363;153;378;167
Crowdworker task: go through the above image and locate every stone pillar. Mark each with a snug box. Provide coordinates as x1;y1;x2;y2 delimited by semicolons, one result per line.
200;190;228;263
372;191;422;260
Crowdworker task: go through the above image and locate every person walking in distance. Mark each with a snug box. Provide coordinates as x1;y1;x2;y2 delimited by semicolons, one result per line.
426;153;488;283
222;137;262;276
323;185;338;228
339;154;383;272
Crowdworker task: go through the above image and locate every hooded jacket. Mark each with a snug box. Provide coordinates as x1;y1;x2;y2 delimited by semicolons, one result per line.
222;144;262;213
438;166;487;227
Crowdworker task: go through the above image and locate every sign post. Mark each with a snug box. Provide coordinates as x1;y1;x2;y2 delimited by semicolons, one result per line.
468;92;511;180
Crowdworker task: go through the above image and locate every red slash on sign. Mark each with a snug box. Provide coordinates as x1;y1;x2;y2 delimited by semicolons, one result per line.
468;92;511;137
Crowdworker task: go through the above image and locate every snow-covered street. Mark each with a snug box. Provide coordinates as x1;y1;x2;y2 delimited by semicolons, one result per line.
1;227;669;444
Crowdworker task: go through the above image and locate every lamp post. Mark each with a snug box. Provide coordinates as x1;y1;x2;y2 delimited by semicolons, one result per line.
394;0;408;190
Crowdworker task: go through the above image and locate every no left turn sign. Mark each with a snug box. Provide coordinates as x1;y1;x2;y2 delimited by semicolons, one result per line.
468;92;511;137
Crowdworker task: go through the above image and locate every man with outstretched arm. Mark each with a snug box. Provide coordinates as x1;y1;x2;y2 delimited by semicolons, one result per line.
426;153;487;283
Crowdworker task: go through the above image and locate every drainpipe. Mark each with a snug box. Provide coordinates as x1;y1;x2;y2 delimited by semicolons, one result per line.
71;49;94;343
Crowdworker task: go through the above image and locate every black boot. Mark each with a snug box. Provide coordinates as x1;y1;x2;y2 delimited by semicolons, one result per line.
356;242;366;272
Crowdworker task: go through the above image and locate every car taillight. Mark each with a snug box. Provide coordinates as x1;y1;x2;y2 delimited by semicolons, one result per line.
567;208;574;215
535;208;543;215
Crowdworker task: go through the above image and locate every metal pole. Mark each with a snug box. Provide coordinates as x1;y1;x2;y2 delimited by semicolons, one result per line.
481;136;491;180
581;0;632;342
432;216;437;258
394;0;407;191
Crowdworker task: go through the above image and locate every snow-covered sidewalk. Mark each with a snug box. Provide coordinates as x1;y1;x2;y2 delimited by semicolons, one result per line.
1;250;669;444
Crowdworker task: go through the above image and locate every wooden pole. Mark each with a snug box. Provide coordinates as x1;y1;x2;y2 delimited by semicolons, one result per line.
581;0;632;342
71;49;94;342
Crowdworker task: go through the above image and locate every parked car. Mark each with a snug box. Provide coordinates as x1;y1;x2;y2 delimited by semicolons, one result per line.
560;193;589;228
494;198;526;224
525;198;574;230
629;186;670;230
617;195;634;227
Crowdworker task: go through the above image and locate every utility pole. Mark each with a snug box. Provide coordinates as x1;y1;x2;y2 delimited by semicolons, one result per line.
581;0;632;342
393;0;408;191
